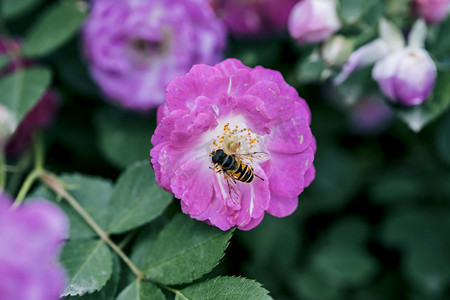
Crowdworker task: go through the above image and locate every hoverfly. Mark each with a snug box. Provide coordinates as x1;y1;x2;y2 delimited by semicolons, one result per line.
210;147;270;203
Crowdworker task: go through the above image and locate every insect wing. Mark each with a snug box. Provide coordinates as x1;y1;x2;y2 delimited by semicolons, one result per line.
235;152;270;165
223;172;241;204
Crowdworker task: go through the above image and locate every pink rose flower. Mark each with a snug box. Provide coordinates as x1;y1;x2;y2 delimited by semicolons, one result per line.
151;59;316;230
83;0;226;110
288;0;341;44
212;0;297;36
413;0;450;24
0;193;68;300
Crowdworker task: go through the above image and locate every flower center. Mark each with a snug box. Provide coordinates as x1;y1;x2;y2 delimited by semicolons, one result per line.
204;115;265;157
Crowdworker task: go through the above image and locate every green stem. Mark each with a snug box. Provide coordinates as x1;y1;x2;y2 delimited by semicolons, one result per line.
10;132;46;207
157;283;189;299
11;168;42;208
118;231;137;249
40;171;145;280
33;131;44;171
5;151;32;196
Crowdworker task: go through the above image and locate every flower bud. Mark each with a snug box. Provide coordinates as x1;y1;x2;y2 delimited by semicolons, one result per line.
288;0;341;44
372;47;436;106
5;91;59;157
413;0;450;24
321;35;354;66
212;0;297;36
347;96;394;135
0;105;16;146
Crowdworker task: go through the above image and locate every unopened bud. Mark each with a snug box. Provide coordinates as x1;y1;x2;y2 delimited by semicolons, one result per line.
372;47;436;106
288;0;341;44
321;35;354;67
0;105;17;145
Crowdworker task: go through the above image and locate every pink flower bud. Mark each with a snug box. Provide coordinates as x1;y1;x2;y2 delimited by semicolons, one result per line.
288;0;341;44
212;0;297;36
413;0;450;24
5;90;59;158
372;47;436;106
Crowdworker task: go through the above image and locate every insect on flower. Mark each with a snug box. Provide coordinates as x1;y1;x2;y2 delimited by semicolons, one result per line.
151;59;316;231
210;142;270;204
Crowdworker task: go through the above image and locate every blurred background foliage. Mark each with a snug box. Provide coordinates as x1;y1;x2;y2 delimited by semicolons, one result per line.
1;0;450;299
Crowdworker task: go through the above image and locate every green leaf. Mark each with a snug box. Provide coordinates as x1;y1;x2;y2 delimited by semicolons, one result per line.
179;277;272;300
404;238;450;296
0;54;10;70
93;108;157;169
60;239;114;297
131;219;168;269
116;280;165;300
107;161;172;234
368;173;424;206
0;67;52;124
339;0;377;24
311;244;379;288
307;146;361;212
0;0;43;19
397;71;450;132
30;174;113;238
435;112;450;167
66;256;121;300
289;270;342;300
144;214;233;285
23;1;87;57
325;217;370;245
380;208;450;250
296;56;326;84
430;16;450;58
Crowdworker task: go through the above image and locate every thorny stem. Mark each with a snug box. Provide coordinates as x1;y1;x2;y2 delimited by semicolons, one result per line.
40;171;145;280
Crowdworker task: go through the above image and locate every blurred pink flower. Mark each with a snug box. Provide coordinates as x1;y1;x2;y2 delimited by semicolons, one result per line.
83;0;226;110
212;0;297;36
347;96;394;135
288;0;341;44
151;58;315;230
413;0;450;24
0;193;68;300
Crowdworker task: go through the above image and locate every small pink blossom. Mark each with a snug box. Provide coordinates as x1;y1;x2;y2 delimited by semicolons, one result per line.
83;0;226;110
413;0;450;24
335;19;436;106
212;0;297;36
372;47;436;106
0;193;68;300
151;59;315;230
288;0;341;44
